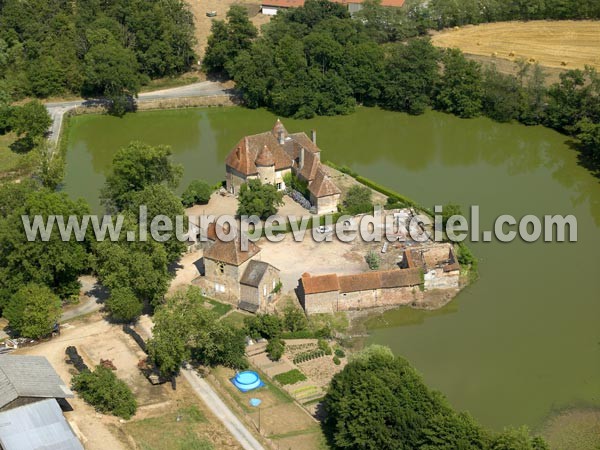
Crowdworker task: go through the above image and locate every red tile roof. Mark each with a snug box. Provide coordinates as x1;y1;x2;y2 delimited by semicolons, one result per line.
203;239;261;266
309;168;341;198
301;273;340;295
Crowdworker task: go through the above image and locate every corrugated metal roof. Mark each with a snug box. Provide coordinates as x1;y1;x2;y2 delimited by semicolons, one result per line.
0;355;73;408
0;398;83;450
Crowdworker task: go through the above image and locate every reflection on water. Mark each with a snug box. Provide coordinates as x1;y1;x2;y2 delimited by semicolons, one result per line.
64;106;600;430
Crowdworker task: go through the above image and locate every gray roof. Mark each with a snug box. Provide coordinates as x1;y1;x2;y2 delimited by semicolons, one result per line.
0;355;73;408
240;260;273;287
0;398;83;450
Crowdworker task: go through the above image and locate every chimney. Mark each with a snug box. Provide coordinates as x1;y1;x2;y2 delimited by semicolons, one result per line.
311;129;316;145
299;147;305;170
278;130;284;145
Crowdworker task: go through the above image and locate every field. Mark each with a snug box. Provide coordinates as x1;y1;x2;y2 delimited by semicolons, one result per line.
431;20;600;74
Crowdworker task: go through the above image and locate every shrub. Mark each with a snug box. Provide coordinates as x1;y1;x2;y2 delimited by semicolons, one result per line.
342;185;373;215
318;338;332;355
72;366;137;419
4;283;62;339
273;369;307;385
266;338;285;361
271;280;282;294
365;250;380;270
181;179;213;207
283;306;308;332
333;356;341;365
334;348;345;358
244;314;283;339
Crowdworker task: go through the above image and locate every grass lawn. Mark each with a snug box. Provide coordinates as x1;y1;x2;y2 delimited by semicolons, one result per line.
220;311;247;329
205;298;232;317
0;133;37;180
124;404;214;450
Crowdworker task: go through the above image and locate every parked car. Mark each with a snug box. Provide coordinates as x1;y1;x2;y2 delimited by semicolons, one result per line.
206;11;217;17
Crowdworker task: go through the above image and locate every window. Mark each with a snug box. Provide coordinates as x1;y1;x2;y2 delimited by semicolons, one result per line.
276;182;282;190
217;262;225;274
273;280;276;290
263;285;267;297
214;283;225;293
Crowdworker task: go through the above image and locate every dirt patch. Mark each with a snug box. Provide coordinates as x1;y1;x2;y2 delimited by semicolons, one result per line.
16;314;240;450
431;20;600;76
184;0;271;59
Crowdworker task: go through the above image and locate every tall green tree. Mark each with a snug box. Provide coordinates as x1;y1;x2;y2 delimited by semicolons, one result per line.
203;5;257;76
0;189;90;307
4;283;62;338
384;38;440;114
101;142;183;211
436;49;483;118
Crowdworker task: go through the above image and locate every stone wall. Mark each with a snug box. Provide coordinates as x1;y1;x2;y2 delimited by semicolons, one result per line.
201;257;252;305
313;193;341;215
302;291;339;315
424;269;460;290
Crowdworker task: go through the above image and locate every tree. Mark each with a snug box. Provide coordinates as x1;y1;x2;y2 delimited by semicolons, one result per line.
384;38;440;114
181;179;214;207
576;118;600;167
482;66;522;122
203;5;257;77
101;142;183;211
105;287;142;322
72;365;137;419
436;49;483;118
148;287;247;376
127;184;186;263
95;230;170;309
4;283;61;338
283;306;308;332
0;190;90;307
342;185;372;215
266;338;285;361
325;345;547;450
83;37;141;113
236;179;284;220
10;100;51;143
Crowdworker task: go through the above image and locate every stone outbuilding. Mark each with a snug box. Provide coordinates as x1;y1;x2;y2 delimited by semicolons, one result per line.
199;238;281;313
298;268;423;315
401;243;460;290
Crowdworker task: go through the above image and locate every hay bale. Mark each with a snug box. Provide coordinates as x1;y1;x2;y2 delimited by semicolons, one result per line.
561;61;568;66
529;58;536;63
509;51;515;57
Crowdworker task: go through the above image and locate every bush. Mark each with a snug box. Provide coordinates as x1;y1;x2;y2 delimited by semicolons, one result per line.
266;338;285;361
283;306;308;332
273;369;307;385
244;314;283;339
333;356;341;365
181;179;213;207
342;185;373;215
365;250;380;270
334;348;345;358
4;283;62;339
72;366;137;419
106;287;142;322
318;338;332;355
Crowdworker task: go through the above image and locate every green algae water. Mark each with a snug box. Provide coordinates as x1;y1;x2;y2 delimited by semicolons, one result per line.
64;107;600;430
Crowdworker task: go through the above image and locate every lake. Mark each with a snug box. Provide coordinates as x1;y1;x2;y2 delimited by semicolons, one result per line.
63;106;600;430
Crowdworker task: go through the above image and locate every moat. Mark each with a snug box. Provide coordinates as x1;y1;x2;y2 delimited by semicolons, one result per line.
63;106;600;430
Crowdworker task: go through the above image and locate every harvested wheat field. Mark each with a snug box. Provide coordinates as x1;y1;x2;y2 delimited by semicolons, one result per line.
431;20;600;71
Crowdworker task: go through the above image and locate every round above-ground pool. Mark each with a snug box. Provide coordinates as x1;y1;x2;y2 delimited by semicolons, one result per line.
231;371;264;392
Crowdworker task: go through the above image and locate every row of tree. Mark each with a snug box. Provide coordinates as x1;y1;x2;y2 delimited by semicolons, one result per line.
325;345;548;450
204;1;600;171
0;0;196;105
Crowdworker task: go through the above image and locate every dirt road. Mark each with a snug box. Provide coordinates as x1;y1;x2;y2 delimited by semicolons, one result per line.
182;369;265;450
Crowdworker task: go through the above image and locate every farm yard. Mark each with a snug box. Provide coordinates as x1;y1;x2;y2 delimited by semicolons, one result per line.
431;20;600;76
